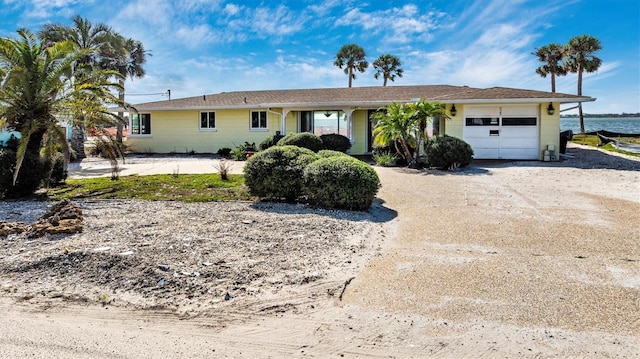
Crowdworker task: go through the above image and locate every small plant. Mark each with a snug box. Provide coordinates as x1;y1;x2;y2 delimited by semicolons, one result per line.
320;133;351;153
172;165;180;178
277;132;323;152
100;293;108;306
213;159;233;181
217;147;232;158
231;141;257;161
372;151;397;167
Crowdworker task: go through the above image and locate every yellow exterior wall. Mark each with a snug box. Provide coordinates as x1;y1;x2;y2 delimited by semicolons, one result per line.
285;111;298;134
539;102;560;160
351;110;368;155
127;109;281;153
443;103;464;138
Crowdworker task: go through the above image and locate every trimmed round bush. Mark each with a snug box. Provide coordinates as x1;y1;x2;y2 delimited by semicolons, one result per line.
317;149;349;158
425;135;474;169
258;133;285;151
304;156;380;211
320;133;351;153
276;132;323;152
244;145;319;202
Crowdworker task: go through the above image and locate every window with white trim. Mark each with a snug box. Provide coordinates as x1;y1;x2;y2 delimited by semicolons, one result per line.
200;111;216;129
251;111;267;129
131;113;151;135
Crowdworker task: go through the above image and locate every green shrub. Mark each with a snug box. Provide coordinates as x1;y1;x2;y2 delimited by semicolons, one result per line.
45;152;67;186
304;156;380;211
231;141;257;161
277;132;323;152
0;148;15;199
259;133;285;151
425;135;474;169
244;145;319;201
217;147;232;158
0;149;46;199
320;133;351;153
317;149;349;158
373;151;397;167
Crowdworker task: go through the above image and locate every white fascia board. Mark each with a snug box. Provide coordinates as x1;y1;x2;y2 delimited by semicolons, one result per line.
448;97;596;104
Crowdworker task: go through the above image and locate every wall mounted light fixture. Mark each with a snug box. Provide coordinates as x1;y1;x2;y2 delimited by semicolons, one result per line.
450;104;457;116
547;102;555;115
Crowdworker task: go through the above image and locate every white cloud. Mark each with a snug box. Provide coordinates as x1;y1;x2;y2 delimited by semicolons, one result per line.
334;4;446;45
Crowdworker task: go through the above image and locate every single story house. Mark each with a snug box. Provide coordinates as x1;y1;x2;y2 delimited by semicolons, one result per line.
122;85;594;160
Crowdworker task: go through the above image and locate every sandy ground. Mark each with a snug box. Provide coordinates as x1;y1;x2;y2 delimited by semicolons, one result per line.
1;143;639;358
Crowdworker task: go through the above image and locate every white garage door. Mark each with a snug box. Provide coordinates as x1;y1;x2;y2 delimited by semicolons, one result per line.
463;105;539;160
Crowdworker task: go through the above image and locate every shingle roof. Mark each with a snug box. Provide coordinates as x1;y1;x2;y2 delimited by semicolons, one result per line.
125;85;595;111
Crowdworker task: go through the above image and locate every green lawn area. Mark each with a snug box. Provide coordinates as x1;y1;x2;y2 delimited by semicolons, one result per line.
571;134;640;158
47;173;255;202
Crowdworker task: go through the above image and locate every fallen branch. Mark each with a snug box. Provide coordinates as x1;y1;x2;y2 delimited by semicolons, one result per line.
339;276;356;301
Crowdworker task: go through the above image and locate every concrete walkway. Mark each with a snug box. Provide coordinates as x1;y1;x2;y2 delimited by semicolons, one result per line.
68;155;244;179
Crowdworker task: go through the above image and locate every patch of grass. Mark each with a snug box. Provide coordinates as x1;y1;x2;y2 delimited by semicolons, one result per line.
571;134;640;158
47;174;255;202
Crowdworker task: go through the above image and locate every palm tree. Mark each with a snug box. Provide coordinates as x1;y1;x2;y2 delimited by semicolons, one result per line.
0;29;75;193
100;34;149;143
373;54;403;86
409;100;446;162
334;44;368;88
533;43;567;93
371;102;418;165
0;29;123;197
39;15;114;159
564;34;602;134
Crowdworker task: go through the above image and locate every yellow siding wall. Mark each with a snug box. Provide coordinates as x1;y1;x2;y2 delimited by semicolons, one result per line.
351;110;368;155
285;111;298;134
539;102;560;160
127;109;281;153
444;104;464;138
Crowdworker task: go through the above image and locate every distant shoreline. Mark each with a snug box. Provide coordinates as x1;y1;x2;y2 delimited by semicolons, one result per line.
560;114;640;118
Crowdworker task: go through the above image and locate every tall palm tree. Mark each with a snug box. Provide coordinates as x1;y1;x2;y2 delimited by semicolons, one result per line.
334;44;368;88
564;34;602;134
533;43;567;93
100;34;149;143
373;54;403;86
39;15;113;159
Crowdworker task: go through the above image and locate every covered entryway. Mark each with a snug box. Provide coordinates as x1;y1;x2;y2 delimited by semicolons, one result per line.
463;105;539;160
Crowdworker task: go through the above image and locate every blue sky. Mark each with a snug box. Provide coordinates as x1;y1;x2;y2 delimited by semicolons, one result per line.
1;0;638;114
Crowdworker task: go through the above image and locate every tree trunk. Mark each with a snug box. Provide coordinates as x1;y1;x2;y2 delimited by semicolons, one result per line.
383;76;388;86
577;66;584;134
70;123;86;161
551;73;556;93
116;82;125;143
348;67;353;88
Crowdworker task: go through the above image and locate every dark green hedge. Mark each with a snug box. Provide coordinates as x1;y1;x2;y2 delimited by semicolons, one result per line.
304;156;380;211
244;145;319;201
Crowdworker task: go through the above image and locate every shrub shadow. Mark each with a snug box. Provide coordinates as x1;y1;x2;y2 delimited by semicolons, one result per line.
249;198;397;223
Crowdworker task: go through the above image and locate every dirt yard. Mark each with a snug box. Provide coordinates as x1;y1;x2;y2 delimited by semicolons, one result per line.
0;144;638;358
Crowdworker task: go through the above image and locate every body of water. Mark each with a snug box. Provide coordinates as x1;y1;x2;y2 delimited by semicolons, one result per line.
560;117;640;134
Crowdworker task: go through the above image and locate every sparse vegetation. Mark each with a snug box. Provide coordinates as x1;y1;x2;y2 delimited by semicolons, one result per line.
47;173;252;202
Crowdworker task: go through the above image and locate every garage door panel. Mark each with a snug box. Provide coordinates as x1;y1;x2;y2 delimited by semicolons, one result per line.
463;105;540;160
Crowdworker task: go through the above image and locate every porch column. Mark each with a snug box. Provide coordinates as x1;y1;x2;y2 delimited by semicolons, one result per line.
280;109;290;135
344;108;355;142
